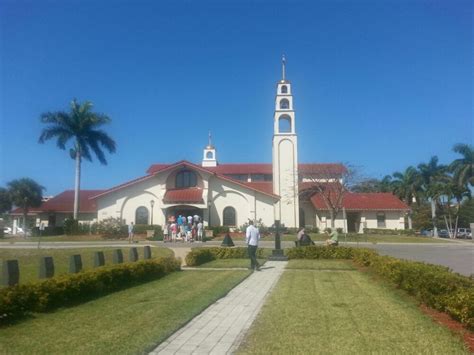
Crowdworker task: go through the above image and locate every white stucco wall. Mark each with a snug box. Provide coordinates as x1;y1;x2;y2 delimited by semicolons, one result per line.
314;210;405;233
95;166;276;228
208;177;276;228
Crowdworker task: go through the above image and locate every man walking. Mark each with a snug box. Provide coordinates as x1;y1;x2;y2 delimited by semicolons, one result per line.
246;220;261;271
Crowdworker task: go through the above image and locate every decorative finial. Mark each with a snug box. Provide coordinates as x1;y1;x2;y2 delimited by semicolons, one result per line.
206;131;214;149
282;54;286;80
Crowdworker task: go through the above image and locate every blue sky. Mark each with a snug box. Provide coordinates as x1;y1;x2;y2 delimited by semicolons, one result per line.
0;0;472;196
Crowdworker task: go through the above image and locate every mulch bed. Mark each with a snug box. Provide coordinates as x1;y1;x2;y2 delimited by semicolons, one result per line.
420;304;474;352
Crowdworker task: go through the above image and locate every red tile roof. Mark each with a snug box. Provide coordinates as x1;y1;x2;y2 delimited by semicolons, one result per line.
104;161;279;199
146;162;346;176
10;190;105;215
241;182;274;195
90;175;155;199
310;192;409;211
163;188;203;204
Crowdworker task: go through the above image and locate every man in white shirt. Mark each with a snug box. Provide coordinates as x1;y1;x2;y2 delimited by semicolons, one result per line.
245;220;261;271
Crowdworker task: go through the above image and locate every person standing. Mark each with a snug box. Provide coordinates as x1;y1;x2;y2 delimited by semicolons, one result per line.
246;220;261;271
325;228;339;246
163;223;169;242
128;222;134;244
197;221;203;242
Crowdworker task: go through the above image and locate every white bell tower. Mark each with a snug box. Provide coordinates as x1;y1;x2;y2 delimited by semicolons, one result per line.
272;55;299;228
202;131;217;167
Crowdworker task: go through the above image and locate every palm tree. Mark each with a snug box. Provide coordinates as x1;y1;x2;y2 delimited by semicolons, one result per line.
39;99;116;219
449;143;473;188
418;156;448;236
7;178;44;231
391;166;421;206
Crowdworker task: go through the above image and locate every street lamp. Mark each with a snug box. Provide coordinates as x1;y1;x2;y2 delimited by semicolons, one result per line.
208;201;212;227
150;200;155;225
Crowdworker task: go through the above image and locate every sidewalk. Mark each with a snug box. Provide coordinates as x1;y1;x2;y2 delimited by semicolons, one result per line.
150;260;287;355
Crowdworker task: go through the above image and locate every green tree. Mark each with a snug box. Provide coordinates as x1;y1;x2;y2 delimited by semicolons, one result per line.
418;156;448;236
391;166;421;206
39;99;116;219
351;178;383;193
7;178;44;231
449;143;473;188
0;187;12;214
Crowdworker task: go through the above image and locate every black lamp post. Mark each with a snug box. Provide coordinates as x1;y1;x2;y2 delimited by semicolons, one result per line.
150;200;155;225
208;201;212;227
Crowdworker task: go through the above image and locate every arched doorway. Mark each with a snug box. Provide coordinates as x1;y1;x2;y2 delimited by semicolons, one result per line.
166;205;203;223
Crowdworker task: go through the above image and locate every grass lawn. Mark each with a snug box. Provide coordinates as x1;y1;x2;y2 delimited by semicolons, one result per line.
0;247;173;285
0;269;250;354
286;259;355;271
195;258;267;268
238;260;468;354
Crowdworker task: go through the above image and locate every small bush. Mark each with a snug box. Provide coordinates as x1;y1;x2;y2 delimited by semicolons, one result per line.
0;256;180;325
63;218;80;235
96;217;127;238
185;247;265;266
287;246;355;260
207;226;230;236
363;228;415;236
240;219;270;235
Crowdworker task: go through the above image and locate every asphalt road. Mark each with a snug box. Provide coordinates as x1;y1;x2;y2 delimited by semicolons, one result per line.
364;243;474;276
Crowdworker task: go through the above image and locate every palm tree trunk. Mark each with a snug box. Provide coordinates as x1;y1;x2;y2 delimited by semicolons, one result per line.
74;151;81;219
431;199;437;237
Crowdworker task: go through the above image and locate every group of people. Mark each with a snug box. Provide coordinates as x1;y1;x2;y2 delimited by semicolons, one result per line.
296;227;339;246
163;214;204;242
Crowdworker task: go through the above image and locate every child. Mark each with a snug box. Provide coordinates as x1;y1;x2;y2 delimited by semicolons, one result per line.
170;222;177;242
163;223;169;242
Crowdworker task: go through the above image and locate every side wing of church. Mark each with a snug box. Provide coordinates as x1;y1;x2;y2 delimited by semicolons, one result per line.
11;58;409;232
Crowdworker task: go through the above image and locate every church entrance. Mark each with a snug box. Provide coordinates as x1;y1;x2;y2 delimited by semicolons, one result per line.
346;212;360;233
166;205;203;223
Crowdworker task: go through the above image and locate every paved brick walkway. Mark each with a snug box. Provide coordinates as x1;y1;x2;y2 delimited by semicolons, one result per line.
150;260;287;355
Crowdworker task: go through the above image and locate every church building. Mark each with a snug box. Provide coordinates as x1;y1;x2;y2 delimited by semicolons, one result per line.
11;58;409;233
89;58;409;232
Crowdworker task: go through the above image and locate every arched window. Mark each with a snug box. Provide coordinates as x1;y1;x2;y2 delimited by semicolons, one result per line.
278;115;292;133
223;206;236;226
176;170;198;188
281;85;288;94
136;206;149;224
206;151;213;159
280;99;289;109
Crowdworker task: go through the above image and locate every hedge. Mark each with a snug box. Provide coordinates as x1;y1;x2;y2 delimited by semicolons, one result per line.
363;228;415;236
0;256;180;325
185;247;266;266
287;246;474;329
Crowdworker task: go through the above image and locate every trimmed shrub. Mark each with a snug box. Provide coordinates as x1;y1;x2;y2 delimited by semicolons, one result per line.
363;228;415;236
286;245;355;260
185;247;266;266
0;256;180;325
